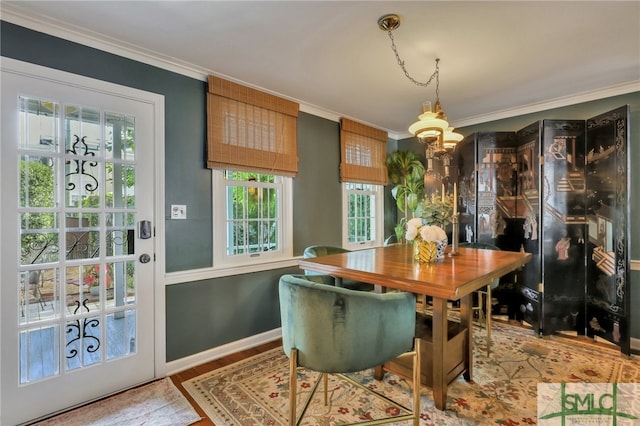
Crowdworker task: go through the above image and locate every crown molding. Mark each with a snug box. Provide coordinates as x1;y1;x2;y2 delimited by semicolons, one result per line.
452;81;640;129
1;4;212;81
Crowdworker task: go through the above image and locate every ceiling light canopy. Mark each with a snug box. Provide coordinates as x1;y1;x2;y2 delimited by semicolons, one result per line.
378;14;463;156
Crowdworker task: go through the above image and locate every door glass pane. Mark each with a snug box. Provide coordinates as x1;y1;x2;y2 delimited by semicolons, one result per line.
20;212;59;265
65;212;100;260
19;268;59;326
20;155;57;208
65;314;102;370
19;98;59;151
105;112;135;161
106;310;136;359
106;162;136;208
105;260;136;307
65;105;101;208
20;326;60;383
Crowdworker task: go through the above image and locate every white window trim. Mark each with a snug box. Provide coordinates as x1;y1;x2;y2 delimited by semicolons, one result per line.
341;182;384;250
211;169;293;269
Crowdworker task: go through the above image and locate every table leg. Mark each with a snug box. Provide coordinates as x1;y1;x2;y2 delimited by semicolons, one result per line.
431;297;447;410
459;293;473;381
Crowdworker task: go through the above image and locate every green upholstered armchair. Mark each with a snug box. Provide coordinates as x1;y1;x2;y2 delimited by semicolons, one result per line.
279;274;421;425
302;245;375;291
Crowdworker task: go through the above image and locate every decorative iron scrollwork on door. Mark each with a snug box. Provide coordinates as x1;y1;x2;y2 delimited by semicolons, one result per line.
65;298;100;359
66;135;98;192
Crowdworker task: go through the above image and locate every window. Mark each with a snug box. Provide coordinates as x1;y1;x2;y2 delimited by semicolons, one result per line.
207;76;298;269
339;118;387;250
342;182;383;249
213;170;292;268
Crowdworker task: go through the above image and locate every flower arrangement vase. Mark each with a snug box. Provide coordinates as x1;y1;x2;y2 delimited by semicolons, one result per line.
414;239;438;264
436;237;448;260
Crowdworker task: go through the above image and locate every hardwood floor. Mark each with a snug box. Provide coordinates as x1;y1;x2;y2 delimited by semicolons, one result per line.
169;339;283;426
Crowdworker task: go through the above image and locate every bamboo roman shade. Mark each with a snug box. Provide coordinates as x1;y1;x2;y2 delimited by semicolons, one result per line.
339;118;388;185
207;76;300;176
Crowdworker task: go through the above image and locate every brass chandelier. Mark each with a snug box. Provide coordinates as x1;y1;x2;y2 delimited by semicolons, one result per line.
378;14;463;157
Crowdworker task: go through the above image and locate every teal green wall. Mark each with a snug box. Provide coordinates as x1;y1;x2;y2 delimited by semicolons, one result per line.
293;114;343;251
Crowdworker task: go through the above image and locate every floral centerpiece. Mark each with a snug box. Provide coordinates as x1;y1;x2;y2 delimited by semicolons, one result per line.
405;217;448;263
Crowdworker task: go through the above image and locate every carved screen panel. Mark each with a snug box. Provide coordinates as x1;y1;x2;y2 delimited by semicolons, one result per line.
516;122;542;330
453;134;478;246
540;120;586;335
585;106;630;355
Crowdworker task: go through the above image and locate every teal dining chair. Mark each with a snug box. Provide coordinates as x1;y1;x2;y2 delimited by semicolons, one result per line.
302;245;375;291
279;274;421;425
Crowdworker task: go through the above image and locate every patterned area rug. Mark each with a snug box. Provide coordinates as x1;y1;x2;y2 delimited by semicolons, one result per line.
183;323;640;425
33;378;201;426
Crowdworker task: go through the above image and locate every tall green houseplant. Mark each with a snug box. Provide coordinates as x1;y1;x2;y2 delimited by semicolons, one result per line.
386;150;425;242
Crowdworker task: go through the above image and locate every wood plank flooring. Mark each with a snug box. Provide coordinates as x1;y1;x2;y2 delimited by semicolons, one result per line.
169;339;283;426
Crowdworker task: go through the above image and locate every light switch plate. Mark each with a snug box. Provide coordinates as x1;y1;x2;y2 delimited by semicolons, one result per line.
171;204;187;219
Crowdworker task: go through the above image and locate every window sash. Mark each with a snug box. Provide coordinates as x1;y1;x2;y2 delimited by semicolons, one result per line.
342;182;383;249
212;170;292;268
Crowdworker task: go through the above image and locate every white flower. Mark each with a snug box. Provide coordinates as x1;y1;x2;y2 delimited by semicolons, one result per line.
405;226;418;241
420;225;447;242
405;218;422;241
406;217;423;229
405;219;446;243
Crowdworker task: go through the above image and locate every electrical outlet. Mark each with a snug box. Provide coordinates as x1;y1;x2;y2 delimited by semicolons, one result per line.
171;204;187;219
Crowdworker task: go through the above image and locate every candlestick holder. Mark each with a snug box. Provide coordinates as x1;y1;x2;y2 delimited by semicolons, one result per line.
449;213;461;256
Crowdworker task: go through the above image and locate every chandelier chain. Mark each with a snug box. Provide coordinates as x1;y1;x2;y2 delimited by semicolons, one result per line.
386;30;440;93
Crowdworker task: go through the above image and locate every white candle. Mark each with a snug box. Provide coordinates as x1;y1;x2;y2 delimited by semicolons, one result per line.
453;182;458;215
441;184;445;202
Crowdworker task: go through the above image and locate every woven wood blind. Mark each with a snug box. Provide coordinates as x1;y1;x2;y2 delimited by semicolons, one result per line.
207;76;299;176
340;118;388;185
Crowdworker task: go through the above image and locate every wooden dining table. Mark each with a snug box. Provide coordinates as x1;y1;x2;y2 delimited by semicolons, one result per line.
298;243;532;410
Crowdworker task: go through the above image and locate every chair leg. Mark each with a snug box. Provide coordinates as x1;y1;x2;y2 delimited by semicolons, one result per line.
323;373;328;405
289;349;298;426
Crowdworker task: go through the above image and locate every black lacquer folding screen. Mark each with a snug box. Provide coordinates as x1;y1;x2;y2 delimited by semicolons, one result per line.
454;106;630;354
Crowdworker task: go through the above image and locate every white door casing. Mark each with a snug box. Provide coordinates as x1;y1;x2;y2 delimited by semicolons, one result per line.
1;57;165;425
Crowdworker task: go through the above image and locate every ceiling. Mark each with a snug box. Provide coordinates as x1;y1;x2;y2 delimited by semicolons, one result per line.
2;1;639;138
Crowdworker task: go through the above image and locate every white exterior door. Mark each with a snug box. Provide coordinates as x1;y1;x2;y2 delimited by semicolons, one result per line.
1;58;162;425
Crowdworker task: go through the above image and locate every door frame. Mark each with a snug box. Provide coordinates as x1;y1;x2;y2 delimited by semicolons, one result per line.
0;55;167;409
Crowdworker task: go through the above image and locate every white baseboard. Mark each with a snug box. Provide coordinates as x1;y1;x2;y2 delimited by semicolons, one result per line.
165;328;282;377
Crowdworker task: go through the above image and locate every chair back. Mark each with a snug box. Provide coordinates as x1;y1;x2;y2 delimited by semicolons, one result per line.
279;274;415;373
459;242;501;288
302;246;348;277
303;245;349;258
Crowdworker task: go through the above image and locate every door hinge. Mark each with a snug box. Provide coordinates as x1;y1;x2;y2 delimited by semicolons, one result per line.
538;282;544;293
